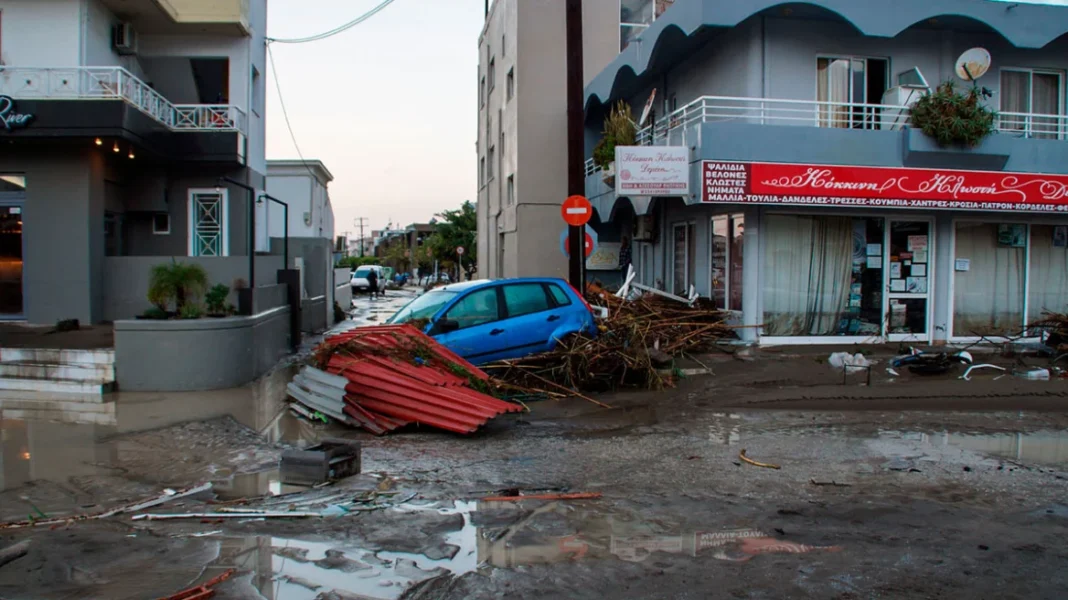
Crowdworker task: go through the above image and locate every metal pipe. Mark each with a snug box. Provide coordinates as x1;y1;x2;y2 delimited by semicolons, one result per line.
219;176;255;291
258;193;289;269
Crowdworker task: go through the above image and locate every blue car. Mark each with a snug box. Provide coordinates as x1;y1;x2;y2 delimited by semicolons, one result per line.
387;278;597;365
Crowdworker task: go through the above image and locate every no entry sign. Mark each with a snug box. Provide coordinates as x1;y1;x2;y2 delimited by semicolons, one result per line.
561;195;593;227
456;246;465;255
560;226;596;258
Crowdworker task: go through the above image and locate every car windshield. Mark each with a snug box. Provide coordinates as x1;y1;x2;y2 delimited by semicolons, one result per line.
353;267;373;277
388;290;459;324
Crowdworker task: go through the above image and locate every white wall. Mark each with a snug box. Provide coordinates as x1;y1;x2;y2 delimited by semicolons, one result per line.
266;173;315;238
0;0;81;66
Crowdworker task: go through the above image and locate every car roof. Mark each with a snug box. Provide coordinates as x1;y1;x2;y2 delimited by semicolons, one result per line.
430;277;569;294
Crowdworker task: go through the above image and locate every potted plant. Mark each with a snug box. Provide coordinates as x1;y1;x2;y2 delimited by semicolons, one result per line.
145;260;209;317
205;283;231;317
593;100;637;186
909;81;996;147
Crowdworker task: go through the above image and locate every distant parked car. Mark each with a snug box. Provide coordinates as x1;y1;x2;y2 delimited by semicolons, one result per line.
387;278;597;364
351;265;386;293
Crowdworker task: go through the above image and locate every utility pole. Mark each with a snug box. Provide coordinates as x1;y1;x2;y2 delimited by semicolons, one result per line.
565;0;585;291
353;217;368;257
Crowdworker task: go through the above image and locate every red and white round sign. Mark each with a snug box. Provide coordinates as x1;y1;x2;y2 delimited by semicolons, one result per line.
456;246;465;256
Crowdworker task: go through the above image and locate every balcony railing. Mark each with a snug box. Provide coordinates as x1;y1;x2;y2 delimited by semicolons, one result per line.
585;95;1067;175
0;67;247;133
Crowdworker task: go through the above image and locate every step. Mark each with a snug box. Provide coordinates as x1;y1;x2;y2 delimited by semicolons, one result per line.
0;407;117;426
0;389;111;404
0;348;115;366
0;396;117;414
0;377;113;395
0;361;114;383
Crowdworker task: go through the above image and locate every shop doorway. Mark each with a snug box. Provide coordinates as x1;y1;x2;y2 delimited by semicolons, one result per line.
670;222;695;297
710;214;744;311
0;204;23;317
885;219;933;342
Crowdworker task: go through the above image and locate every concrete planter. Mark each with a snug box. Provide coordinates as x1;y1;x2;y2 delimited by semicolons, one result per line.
114;306;290;392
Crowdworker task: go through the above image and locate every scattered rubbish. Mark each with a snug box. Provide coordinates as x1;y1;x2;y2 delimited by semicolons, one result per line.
132;511;322;521
963;466;972;472
480;492;602;502
883;458;913;471
485;283;736;394
0;482;213;530
828;352;871;370
280;439;362;486
1014;367;1051;381
891;350;972;375
0;540;30;569
157;567;234;600
809;479;851;487
886;368;900;377
960;364;1008;381
288;324;522;435
739;449;781;470
978;544;990;551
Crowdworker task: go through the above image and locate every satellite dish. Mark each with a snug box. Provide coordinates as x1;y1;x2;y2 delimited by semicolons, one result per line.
639;89;657;127
955;48;991;81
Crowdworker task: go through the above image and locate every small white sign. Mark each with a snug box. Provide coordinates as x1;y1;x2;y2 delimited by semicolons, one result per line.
615;146;689;197
955;258;970;272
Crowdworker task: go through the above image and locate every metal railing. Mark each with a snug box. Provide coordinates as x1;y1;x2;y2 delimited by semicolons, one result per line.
0;66;247;132
585;95;1067;175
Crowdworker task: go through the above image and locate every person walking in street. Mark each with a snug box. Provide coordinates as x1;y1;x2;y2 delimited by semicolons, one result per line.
367;267;379;300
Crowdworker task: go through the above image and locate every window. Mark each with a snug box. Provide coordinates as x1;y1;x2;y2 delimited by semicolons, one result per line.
501;34;505;56
188;189;228;256
709;214;744;311
479;157;486;186
250;66;262;116
506;174;515;205
487;146;495;180
816;57;889;129
489;58;496;91
152;213;170;235
548;283;571;306
506;68;514;101
503;283;551;318
0;174;25;192
620;0;654;51
480;76;486;107
1000;68;1064;139
953;222;1025;337
445;287;499;329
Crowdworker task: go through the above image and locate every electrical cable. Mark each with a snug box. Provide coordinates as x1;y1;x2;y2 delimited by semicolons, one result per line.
266;43;320;182
266;0;398;44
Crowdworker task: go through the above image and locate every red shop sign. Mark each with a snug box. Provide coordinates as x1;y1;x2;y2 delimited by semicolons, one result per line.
702;161;1068;213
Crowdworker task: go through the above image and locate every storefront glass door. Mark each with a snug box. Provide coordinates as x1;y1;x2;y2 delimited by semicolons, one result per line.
885;220;933;342
0;204;24;317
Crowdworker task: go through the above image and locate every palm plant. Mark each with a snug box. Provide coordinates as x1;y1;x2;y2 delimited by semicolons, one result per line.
147;261;209;313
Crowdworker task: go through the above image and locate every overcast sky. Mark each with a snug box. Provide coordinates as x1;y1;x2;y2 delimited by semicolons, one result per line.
264;0;483;236
264;0;1068;236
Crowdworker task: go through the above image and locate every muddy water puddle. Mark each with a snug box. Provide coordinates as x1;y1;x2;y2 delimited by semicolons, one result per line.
193;500;840;599
877;429;1068;467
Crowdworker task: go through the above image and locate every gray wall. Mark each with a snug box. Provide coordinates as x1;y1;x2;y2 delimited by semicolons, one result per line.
114;306;290;391
301;296;326;333
102;255;284;321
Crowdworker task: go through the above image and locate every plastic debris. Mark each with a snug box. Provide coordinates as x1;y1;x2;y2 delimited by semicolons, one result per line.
828;352;871;370
1014;367;1051;381
960;364;1008;381
739;449;781;470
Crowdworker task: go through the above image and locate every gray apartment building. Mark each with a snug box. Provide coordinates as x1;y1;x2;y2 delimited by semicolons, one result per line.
0;0;268;325
583;0;1068;346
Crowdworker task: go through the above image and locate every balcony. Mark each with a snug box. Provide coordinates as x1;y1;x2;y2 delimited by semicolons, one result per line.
99;0;250;35
0;67;246;133
585;95;1067;175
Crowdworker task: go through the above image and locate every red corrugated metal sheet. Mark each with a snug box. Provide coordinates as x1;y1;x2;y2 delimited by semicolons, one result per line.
312;324;520;435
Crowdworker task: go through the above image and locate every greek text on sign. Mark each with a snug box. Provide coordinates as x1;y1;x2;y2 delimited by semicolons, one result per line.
701;161;1068;213
616;146;690;197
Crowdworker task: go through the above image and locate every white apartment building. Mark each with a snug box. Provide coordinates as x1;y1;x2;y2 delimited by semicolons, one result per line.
265;159;335;241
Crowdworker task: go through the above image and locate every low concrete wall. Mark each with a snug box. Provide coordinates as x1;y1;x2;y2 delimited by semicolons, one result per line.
255;283;288;313
103;256;285;321
301;295;326;333
335;283;352;312
114;306;291;391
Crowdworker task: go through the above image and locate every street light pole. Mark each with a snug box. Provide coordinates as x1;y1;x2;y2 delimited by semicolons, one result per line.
258;193;289;269
354;217;369;257
218;176;256;291
565;0;585;291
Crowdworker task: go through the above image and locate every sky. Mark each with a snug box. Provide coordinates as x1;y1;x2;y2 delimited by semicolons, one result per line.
263;0;1068;237
264;0;484;237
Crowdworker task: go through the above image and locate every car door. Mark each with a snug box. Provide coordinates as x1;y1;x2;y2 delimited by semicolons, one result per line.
498;282;559;359
432;286;506;363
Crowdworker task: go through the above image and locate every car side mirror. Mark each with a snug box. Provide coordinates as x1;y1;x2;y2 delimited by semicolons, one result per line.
437;318;460;333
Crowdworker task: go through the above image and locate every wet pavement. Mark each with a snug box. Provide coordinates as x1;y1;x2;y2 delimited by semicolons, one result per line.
2;292;1068;598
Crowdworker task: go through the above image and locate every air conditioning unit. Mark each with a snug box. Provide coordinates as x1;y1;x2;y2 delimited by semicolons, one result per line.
633;214;656;242
112;23;138;55
881;85;929;130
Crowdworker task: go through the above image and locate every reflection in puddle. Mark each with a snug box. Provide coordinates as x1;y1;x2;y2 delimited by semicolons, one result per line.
879;429;1068;467
204;501;840;599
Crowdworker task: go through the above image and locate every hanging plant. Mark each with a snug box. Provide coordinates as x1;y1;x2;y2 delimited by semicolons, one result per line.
593;100;637;169
910;81;996;148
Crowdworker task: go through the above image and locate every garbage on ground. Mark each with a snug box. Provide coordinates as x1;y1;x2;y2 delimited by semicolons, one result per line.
0;540;29;569
828;352;872;371
739;449;781;470
280;439;362;486
483;283;735;393
891;350;972;375
1014;367;1051;381
159;567;234;600
960;364;1008;381
480;491;602;502
132;511;323;521
289;324;522;436
0;482;213;530
1027;312;1068;351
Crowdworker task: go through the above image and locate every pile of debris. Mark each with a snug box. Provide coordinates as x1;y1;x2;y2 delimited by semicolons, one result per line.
484;282;734;393
1027;312;1068;351
288;325;523;435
